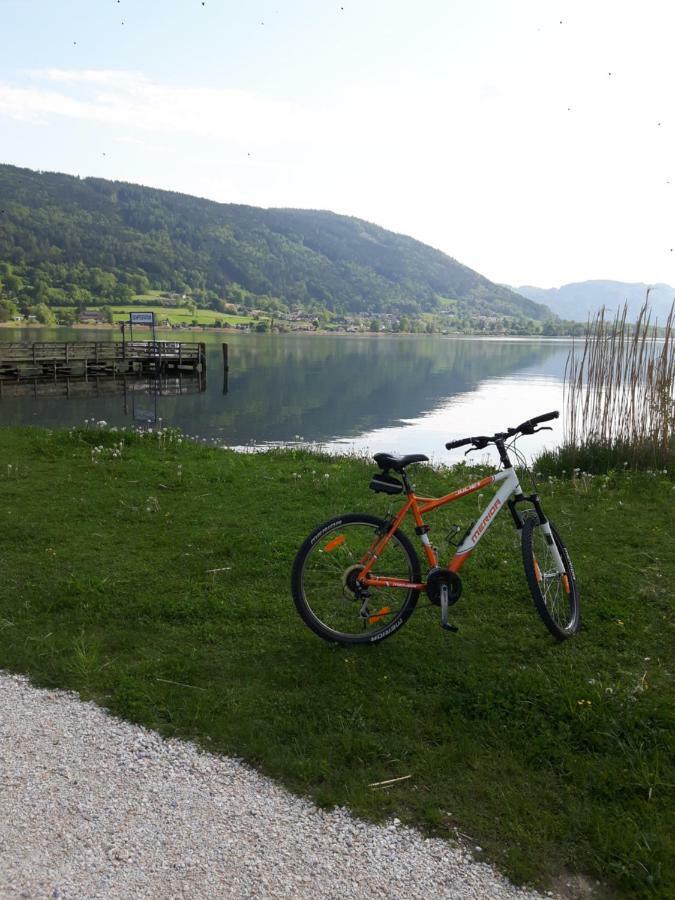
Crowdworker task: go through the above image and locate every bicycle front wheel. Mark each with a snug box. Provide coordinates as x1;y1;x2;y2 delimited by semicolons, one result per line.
521;516;580;640
291;513;420;645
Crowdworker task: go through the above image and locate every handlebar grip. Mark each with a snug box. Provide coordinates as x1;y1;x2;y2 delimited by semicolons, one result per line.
532;410;559;425
445;437;473;450
515;410;559;434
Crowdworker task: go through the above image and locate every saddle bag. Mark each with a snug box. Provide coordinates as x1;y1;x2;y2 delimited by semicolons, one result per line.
369;472;404;494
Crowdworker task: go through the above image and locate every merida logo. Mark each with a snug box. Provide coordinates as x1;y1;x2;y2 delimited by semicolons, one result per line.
471;498;501;543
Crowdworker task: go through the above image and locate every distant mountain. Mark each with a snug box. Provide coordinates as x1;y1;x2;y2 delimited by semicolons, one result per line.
0;163;551;323
516;281;674;323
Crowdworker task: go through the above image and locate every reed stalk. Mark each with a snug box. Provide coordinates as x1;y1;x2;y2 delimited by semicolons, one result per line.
563;298;674;469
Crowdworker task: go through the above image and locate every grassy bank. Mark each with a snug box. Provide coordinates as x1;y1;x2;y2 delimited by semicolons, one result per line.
0;427;672;898
107;305;258;327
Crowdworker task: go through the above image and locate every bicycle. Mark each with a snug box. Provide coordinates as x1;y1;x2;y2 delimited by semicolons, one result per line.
291;410;580;644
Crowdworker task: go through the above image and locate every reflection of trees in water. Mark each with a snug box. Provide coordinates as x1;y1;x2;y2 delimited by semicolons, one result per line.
158;335;564;443
0;331;566;441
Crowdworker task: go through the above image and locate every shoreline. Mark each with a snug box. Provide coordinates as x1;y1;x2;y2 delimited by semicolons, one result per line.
0;322;578;340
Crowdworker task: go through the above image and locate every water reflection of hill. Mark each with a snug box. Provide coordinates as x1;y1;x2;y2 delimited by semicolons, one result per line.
160;335;565;444
0;331;568;445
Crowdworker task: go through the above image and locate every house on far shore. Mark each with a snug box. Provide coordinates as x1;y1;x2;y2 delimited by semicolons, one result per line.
79;310;105;324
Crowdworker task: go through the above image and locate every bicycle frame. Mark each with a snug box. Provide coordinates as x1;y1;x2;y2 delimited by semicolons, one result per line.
359;466;564;592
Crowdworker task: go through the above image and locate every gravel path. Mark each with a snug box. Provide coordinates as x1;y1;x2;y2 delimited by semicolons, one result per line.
0;671;555;899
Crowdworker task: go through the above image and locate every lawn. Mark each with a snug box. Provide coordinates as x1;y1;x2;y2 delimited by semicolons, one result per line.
0;426;672;898
106;305;258;327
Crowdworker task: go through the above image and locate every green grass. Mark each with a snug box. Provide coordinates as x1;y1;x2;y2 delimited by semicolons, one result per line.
130;290;165;302
0;427;672;898
106;305;258;326
536;440;674;479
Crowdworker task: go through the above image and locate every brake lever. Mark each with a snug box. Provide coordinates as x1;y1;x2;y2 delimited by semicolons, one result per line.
533;426;553;433
464;442;487;456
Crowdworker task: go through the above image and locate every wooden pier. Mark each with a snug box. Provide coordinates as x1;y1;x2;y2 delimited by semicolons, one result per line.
0;340;206;394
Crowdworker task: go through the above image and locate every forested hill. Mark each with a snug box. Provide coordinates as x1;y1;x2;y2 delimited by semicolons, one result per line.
0;163;550;323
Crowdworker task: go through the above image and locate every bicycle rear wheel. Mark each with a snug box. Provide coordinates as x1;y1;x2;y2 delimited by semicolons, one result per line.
291;513;420;645
521;515;580;640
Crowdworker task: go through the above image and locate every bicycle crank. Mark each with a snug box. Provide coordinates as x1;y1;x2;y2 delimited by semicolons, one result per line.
425;567;462;633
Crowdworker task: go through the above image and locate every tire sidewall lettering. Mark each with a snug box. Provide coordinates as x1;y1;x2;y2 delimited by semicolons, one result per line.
368;617;405;642
310;519;344;545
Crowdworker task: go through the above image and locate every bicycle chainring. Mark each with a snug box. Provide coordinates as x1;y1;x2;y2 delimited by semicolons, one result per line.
425;567;463;607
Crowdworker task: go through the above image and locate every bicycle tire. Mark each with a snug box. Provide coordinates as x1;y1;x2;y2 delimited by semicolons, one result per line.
291;513;421;645
521;515;580;640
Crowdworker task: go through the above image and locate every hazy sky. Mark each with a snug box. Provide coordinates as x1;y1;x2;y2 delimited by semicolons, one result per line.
1;0;673;288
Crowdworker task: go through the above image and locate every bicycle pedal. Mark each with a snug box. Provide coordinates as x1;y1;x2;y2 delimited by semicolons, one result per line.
441;623;459;633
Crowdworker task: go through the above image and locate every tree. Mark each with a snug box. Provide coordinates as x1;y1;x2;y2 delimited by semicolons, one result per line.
57;309;77;326
112;282;134;304
128;273;151;294
30;303;57;325
0;298;19;320
3;271;23;295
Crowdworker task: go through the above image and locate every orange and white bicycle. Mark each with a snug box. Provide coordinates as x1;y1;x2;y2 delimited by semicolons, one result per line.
291;411;580;645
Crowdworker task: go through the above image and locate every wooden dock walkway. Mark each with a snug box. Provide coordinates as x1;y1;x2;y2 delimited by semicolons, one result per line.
0;340;206;388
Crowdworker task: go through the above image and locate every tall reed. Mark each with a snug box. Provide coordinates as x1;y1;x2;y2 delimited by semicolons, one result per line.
563;298;674;470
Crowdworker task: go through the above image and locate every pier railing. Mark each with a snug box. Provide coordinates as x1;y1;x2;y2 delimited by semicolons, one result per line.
0;340;205;365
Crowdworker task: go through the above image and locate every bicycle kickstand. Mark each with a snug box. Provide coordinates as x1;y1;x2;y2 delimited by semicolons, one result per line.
440;584;459;634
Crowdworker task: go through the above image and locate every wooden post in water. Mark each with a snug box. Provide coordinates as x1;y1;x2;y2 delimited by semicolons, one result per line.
197;342;206;373
222;343;229;394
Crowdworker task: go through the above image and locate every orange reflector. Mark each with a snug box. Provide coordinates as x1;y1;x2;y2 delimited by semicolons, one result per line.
534;559;542;583
562;575;570;594
368;606;391;625
324;534;346;553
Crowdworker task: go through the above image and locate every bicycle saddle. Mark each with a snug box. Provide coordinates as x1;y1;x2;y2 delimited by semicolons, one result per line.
373;452;429;473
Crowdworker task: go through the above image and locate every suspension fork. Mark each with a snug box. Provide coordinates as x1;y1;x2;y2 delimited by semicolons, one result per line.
507;492;566;573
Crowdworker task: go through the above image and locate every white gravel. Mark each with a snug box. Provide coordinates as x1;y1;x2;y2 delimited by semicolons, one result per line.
0;670;555;899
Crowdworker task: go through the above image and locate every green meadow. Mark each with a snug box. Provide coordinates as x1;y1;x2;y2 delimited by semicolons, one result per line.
0;426;672;898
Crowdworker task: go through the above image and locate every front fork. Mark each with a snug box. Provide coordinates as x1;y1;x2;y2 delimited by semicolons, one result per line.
507;493;566;573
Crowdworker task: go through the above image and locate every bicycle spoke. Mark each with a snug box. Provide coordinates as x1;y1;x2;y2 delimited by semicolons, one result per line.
298;520;415;637
533;528;573;631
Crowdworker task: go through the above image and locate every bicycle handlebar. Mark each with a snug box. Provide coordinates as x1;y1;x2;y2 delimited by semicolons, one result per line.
514;410;559;434
445;436;475;450
445;410;559;451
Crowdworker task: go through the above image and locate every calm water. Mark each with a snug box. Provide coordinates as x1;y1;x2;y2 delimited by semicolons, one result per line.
0;329;572;462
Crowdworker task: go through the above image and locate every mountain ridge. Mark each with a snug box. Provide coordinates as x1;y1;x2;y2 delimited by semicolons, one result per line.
516;280;674;323
0;163;552;326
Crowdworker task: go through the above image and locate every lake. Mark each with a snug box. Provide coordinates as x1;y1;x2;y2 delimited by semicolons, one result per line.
0;329;573;463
